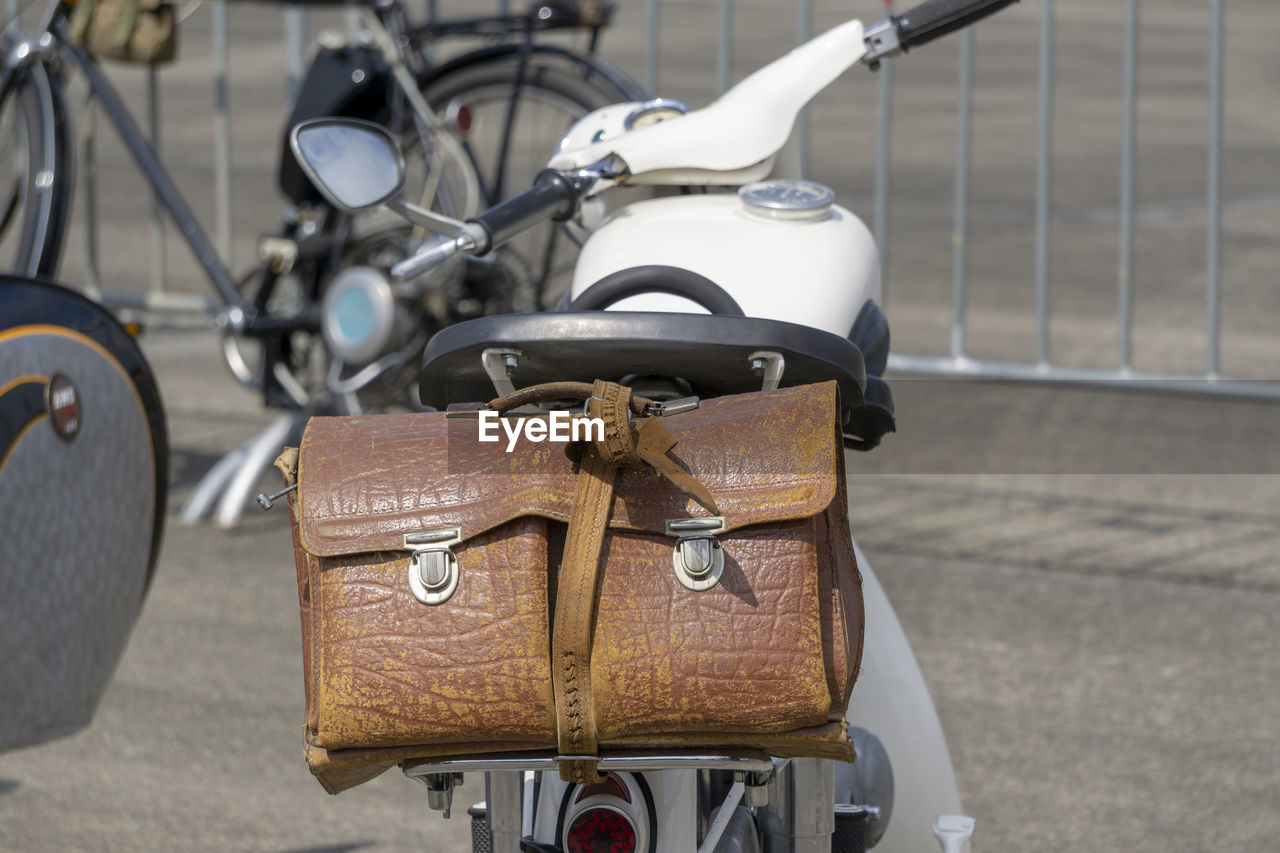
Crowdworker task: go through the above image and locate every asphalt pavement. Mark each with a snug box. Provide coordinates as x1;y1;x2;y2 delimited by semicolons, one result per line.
1;1;1278;851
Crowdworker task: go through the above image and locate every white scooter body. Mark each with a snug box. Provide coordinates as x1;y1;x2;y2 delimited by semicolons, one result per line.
569;193;880;336
523;17;965;852
549;18;881;331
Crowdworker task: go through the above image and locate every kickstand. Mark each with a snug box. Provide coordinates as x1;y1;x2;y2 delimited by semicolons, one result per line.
180;410;309;529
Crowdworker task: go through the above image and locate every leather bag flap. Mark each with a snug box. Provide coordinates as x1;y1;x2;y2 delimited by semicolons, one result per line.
296;382;841;557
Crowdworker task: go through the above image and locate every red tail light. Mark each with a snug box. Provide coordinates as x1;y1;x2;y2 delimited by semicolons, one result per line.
446;102;473;135
565;806;637;853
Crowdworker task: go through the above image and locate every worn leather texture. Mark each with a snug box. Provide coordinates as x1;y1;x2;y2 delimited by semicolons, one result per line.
296;383;840;554
281;381;863;793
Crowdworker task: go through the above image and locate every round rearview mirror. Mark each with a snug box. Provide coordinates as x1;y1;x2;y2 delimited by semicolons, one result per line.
289;118;406;213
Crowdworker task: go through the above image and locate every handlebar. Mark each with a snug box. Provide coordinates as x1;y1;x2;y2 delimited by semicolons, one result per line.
863;0;1019;66
895;0;1019;49
471;169;581;250
389;170;580;282
387;1;1017;281
391;158;626;282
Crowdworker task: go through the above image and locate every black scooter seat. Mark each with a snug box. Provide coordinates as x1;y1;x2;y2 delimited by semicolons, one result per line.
419;310;867;417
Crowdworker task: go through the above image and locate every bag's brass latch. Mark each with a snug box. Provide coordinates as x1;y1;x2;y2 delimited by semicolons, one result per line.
404;528;462;605
664;516;727;591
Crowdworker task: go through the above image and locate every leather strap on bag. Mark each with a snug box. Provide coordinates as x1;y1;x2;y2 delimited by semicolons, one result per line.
552;440;615;783
547;380;719;782
488;381;719;513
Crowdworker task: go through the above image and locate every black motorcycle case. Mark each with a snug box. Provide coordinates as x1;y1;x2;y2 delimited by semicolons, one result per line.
0;279;167;751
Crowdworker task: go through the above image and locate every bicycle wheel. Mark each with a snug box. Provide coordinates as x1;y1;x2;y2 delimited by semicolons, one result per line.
421;55;637;307
0;46;71;278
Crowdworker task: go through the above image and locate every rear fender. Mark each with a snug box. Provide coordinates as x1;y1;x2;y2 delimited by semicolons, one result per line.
850;544;964;853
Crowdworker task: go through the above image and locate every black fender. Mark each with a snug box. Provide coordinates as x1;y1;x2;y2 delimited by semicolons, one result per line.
0;277;168;752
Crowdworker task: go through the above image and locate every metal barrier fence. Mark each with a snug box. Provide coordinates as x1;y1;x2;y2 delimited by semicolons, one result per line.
881;0;1275;398
638;0;1278;399
85;0;1278;398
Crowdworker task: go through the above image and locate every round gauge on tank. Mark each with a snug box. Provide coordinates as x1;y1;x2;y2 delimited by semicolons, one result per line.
624;98;691;130
739;179;836;221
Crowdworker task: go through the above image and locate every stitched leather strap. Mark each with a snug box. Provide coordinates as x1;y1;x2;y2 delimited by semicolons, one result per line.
553;442;615;784
552;380;718;782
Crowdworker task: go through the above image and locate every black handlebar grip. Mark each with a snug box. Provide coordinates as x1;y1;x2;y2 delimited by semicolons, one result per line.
893;0;1019;51
470;169;578;252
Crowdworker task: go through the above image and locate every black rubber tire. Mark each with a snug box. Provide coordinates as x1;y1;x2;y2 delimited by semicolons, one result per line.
0;42;72;279
420;56;633;306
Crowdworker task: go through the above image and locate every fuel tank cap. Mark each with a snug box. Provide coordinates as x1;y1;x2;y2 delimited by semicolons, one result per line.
739;179;836;221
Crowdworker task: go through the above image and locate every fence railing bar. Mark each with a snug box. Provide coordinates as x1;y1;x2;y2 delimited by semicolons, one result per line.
888;354;1280;401
1206;0;1224;379
284;7;308;108
873;1;894;306
950;27;975;360
147;67;166;298
874;56;893;304
81;89;101;300
644;0;659;95
1118;0;1138;371
212;2;233;267
716;0;732;95
796;0;813;178
1034;0;1053;367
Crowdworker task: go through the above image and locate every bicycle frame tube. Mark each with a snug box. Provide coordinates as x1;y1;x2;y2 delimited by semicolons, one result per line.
490;39;533;203
56;32;248;314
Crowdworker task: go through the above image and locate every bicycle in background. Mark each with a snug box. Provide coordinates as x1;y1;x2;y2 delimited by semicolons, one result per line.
0;0;645;413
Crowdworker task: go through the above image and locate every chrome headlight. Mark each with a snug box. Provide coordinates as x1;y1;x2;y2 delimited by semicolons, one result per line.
321;266;400;366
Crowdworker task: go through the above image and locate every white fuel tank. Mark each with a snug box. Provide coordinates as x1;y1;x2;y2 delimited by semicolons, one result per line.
570;180;880;338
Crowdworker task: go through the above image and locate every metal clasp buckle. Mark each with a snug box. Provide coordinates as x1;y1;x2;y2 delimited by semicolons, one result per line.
664;516;727;591
404;528;462;605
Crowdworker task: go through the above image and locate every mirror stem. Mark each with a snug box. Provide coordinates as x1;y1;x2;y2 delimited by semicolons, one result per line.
386;196;468;236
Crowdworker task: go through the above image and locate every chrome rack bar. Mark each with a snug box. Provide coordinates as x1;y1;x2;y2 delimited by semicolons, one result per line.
402;753;775;777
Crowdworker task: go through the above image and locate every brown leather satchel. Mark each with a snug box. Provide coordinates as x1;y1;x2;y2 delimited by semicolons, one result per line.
278;380;863;793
